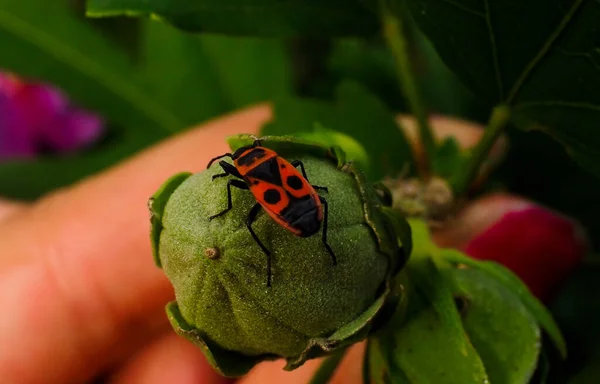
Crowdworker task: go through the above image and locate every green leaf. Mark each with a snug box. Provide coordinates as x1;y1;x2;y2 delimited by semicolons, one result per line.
0;6;291;198
0;2;185;198
295;123;371;172
405;0;600;176
148;172;192;267
86;0;379;37
443;249;567;358
550;263;600;382
432;137;466;185
571;360;600;384
166;301;276;377
370;219;489;383
368;337;406;384
408;258;473;358
0;1;182;134
262;81;415;180
370;220;552;383
451;267;541;384
137;20;292;127
370;289;489;384
370;250;543;384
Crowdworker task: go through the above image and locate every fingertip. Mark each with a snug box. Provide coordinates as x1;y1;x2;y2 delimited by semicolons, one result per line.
0;198;27;222
0;104;273;382
109;332;230;384
330;342;367;384
240;358;322;384
240;343;365;384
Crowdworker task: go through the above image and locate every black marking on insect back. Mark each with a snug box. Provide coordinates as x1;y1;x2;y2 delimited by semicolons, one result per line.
279;195;320;236
263;189;281;205
245;158;282;186
237;148;267;166
232;145;252;160
292;211;321;237
287;175;303;190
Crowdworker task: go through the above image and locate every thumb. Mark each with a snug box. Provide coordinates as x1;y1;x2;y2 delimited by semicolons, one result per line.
0;198;26;221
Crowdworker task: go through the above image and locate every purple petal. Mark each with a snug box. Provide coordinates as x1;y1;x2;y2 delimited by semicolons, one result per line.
0;71;105;158
0;72;21;96
14;83;69;132
42;108;104;152
0;91;36;159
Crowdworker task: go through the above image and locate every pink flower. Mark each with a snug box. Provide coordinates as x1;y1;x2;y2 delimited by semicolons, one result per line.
0;71;103;159
464;205;587;302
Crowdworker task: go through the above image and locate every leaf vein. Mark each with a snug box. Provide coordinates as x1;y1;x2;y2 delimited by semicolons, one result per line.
91;1;376;26
506;0;586;103
483;0;504;100
514;100;600;112
554;47;600;71
439;0;485;18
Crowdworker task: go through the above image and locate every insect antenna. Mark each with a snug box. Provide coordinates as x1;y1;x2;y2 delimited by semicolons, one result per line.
207;153;233;169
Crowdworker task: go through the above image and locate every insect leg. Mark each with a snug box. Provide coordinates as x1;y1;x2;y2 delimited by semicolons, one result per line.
291;160;328;192
319;196;337;265
208;179;248;221
212;160;243;180
207;153;233;169
247;203;273;287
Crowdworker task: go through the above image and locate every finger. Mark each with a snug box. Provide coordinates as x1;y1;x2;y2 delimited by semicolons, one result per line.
240;342;366;384
239;359;322;384
0;104;270;384
109;332;231;384
0;198;27;222
0;104;270;270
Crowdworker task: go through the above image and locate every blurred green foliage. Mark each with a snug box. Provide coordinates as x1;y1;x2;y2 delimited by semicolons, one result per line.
0;1;290;198
87;0;379;37
407;0;600;178
1;1;600;381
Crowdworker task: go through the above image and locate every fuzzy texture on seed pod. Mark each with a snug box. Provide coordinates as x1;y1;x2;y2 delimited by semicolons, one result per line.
149;136;410;377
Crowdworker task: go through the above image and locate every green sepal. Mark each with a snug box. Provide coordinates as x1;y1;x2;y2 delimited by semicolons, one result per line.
295;122;370;171
227;134;342;165
285;286;385;370
285;266;408;371
154;134;412;375
341;162;398;258
442;249;567;358
378;206;413;273
450;266;541;383
148;172;192;267
166;301;277;377
367;219;555;383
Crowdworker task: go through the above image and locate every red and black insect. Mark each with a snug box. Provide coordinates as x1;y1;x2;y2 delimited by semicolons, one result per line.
206;139;336;286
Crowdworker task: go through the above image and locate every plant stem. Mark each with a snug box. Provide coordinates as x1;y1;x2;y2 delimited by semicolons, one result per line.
454;105;511;195
381;1;435;179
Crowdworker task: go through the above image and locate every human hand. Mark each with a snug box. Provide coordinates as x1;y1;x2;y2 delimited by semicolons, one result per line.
0;105;582;384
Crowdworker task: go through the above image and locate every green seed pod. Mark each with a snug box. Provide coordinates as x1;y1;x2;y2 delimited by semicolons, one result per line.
149;135;410;377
